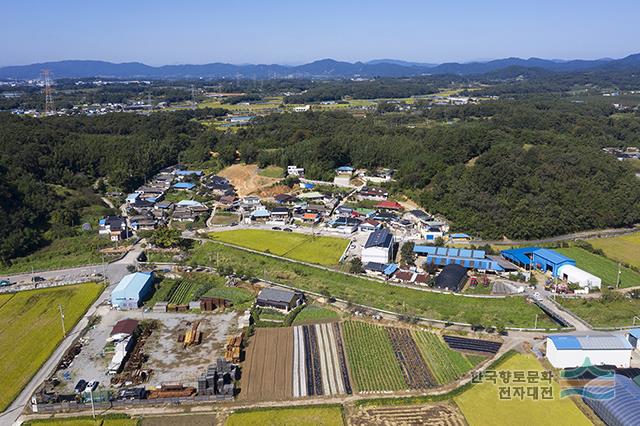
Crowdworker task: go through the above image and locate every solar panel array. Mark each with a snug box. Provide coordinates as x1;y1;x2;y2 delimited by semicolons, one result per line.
442;335;502;354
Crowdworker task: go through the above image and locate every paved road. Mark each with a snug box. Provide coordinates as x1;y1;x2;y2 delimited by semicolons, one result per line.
0;243;143;426
476;225;639;246
0;264;106;285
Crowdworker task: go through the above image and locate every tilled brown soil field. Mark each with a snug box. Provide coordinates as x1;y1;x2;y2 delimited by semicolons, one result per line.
350;402;467;426
240;327;293;401
387;327;435;389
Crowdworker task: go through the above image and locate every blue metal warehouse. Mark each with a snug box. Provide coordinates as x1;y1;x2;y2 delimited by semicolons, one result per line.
583;374;640;426
501;247;576;277
111;272;154;309
413;246;504;271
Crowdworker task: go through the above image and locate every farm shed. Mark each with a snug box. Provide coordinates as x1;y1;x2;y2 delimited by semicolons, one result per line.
110;319;139;341
532;249;576;277
414;246;503;271
111;272;154;309
501;247;578;278
546;335;633;369
583;374;640;426
361;228;394;264
256;287;303;312
557;264;602;289
434;264;468;292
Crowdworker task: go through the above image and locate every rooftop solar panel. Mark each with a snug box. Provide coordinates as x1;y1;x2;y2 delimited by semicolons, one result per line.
458;249;471;257
472;250;485;259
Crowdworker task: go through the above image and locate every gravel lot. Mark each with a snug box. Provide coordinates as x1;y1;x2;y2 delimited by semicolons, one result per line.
54;306;241;393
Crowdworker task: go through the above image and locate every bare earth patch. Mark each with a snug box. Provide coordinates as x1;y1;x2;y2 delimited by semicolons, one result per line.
218;164;280;197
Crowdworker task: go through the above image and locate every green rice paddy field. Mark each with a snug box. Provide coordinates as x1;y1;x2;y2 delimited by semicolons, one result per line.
0;283;104;411
225;406;344;426
209;229;349;266
586;232;640;269
454;354;591;426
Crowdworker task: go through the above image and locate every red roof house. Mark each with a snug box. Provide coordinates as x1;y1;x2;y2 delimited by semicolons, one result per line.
376;200;403;210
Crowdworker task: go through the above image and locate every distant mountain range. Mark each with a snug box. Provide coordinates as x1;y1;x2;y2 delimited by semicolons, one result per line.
1;54;639;80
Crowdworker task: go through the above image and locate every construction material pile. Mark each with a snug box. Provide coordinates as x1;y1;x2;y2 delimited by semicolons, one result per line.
148;383;196;399
177;320;202;348
224;333;243;363
197;358;238;397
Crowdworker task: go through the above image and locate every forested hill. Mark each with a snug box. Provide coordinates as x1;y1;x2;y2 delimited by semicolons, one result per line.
1;97;639;263
215;104;640;239
0;109;225;263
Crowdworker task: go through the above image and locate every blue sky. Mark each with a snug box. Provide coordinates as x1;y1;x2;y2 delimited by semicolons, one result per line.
2;0;638;66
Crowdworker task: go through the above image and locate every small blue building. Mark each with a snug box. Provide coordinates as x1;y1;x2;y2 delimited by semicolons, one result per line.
173;182;196;190
111;272;154;309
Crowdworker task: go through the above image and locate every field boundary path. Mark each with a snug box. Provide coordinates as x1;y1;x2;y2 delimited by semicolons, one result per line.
476;225;640;246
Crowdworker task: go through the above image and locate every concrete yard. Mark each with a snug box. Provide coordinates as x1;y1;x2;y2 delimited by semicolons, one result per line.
54;306;241;393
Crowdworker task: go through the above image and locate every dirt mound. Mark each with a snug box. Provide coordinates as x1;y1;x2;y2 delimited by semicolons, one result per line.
219;164;280;197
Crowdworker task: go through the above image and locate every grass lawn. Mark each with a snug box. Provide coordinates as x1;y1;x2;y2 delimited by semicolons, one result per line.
0;283;104;411
412;330;485;385
0;234;121;275
557;296;640;327
342;321;407;392
210;212;239;226
556;247;640;288
209;229;349;266
587;232;640;269
144;251;179;263
292;304;340;325
454;354;591;426
258;165;284;178
190;242;556;328
226;406;343;426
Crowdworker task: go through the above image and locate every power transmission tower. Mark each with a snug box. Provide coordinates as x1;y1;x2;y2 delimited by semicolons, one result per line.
41;69;55;115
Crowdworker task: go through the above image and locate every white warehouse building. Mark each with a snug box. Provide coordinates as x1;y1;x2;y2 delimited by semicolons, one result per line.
361;228;394;264
546;335;633;369
557;264;602;289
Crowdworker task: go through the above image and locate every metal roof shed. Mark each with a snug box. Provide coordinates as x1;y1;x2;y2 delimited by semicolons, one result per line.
111;272;154;310
532;249;576;277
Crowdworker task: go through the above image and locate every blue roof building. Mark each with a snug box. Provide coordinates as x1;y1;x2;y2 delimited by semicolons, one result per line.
335;166;354;173
173;182;196;190
546;334;633;369
532;248;576;276
111;272;154;309
501;247;576;277
414;246;503;271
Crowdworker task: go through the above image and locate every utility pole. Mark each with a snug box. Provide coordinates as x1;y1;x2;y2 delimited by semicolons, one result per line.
59;305;66;337
616;263;621;289
534;313;538;329
89;388;96;419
